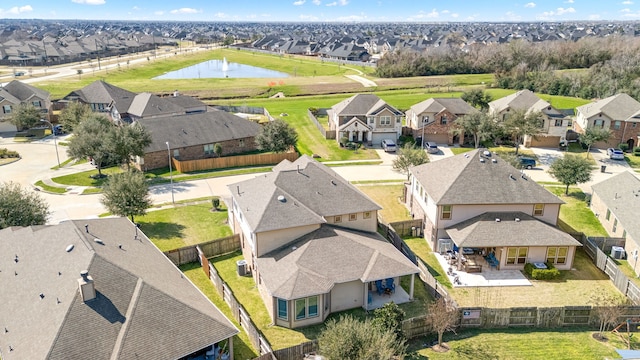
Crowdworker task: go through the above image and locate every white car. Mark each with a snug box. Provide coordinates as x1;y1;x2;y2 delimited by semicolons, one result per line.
607;148;625;160
381;139;397;152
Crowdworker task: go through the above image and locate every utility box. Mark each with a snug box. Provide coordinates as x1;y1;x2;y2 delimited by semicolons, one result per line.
236;260;247;276
611;246;626;260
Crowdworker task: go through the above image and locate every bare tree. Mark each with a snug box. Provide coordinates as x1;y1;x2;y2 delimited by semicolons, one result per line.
590;292;628;340
425;297;459;347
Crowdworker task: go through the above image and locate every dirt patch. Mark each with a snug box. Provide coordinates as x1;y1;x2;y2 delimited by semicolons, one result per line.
431;343;450;352
592;332;609;342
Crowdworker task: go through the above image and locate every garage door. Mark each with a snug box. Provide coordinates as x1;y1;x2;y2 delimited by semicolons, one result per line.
371;132;396;146
425;133;449;145
0;121;17;133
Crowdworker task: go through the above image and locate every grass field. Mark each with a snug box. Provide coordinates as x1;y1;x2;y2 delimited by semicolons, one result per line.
546;186;609;237
135;202;232;251
357;184;411;223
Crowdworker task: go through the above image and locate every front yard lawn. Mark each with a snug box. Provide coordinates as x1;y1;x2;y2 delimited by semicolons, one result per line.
136;202;232;252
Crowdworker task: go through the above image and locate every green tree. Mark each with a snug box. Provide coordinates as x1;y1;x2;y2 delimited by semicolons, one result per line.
548;154;594;195
0;182;50;229
10;103;41;131
580;127;612;159
371;302;406;342
425;297;459;347
255;119;298;153
108;123;152;170
452;112;494;148
461;89;493;110
501;109;544;155
214;143;223;157
100;171;152;222
67;114;115;176
318;315;406;360
392;143;429;179
58;101;92;133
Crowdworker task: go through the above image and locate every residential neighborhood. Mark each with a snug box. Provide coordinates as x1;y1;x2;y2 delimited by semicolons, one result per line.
5;17;640;360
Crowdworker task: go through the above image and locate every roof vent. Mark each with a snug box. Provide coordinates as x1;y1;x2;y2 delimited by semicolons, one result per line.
292;246;297;251
277;195;286;203
14;255;18;263
94;238;104;245
331;180;337;186
480;158;485;163
65;244;74;252
39;293;45;299
509;174;515;180
495;218;501;222
515;218;521;222
78;270;96;302
492;158;497;163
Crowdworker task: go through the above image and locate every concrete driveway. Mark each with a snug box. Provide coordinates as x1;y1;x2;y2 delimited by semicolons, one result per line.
426;144;455;162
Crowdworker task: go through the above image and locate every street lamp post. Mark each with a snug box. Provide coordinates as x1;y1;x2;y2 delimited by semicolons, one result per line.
40;119;60;168
166;141;175;205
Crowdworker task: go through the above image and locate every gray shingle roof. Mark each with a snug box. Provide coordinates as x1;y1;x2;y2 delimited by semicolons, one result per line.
137;109;261;153
409;97;476;116
0;218;238;360
331;93;402;116
3;80;50;102
488;89;551;114
65;80;136;113
256;225;419;299
591;171;640;244
576;93;640;122
410;149;564;205
229;156;381;233
445;211;582;248
127;92;186;118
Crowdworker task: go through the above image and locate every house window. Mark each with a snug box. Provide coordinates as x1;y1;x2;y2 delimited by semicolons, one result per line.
334;215;342;223
613;121;622;130
594;119;604;128
295;296;319;320
422;116;430;123
364;211;371;219
506;247;528;265
533;204;544;216
2;105;11;114
547;247;568;264
173;149;180;158
349;213;357;221
277;298;288;320
554;119;563;127
396;117;401;124
368;116;375;125
441;205;452;220
440;115;448;125
613;218;618;233
204;144;214;155
567;120;573;127
633;123;637;128
606;209;611;221
32;100;41;108
380;116;391;125
239;139;245;147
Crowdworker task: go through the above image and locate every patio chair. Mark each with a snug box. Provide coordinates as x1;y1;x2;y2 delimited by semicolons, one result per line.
375;279;385;295
385;278;395;293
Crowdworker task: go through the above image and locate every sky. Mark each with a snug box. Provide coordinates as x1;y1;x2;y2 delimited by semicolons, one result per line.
1;0;640;22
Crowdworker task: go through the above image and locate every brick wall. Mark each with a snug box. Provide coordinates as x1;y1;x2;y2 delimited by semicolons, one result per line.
411;110;462;145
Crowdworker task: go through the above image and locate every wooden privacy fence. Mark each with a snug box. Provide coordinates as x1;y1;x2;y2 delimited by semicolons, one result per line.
307;109;336;140
254;341;318;360
164;234;240;266
388;219;423;237
172;152;298;173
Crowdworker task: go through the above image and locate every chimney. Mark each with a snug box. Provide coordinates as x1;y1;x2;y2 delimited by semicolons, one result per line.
78;270;96;302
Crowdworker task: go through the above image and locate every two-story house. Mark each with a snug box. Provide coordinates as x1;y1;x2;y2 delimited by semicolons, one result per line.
0;80;51;132
327;93;403;146
228;156;419;329
405;149;581;271
591;171;640;274
575;93;640;149
488;89;571;147
405;98;477;145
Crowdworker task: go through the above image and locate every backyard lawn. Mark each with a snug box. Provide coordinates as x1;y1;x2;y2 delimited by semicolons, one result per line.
136;202;232;251
546;186;609;237
357;184;411;223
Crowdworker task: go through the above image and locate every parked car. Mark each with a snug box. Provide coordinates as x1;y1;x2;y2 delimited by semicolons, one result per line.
425;141;439;154
53;125;65;136
518;157;536;169
607;148;625;160
381;139;397;152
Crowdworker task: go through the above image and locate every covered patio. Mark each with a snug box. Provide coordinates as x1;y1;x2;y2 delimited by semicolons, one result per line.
434;252;531;287
365;281;412;311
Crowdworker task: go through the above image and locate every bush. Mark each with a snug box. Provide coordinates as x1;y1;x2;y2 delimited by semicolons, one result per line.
0;148;19;158
619;143;630;152
524;262;561;280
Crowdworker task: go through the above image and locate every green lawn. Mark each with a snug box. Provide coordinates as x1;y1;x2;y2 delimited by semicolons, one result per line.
357;184;412;223
34;180;67;194
51;166;122;187
408;327;635;360
136;202;232;252
546;186;608;237
404;237;452;289
625;154;640;169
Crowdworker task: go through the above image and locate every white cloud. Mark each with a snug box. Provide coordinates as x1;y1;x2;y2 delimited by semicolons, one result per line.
71;0;106;4
299;14;319;20
441;9;449;14
504;11;522;20
557;7;575;15
213;12;229;18
154;10;164;15
451;13;459;18
621;8;631;12
132;6;139;10
326;1;337;6
589;14;601;19
336;13;367;21
293;0;305;5
170;7;201;14
338;0;348;5
1;5;33;14
565;0;574;3
541;7;576;17
312;0;321;4
525;2;536;8
623;0;634;4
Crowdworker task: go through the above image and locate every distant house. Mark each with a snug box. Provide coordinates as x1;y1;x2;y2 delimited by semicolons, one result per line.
62;80;137;124
488;89;571;147
228;156;419;328
405;98;477;145
0;218;238;360
135;109;261;170
575;93;640;149
405;149;581;271
0;80;51;132
327;94;403;146
591;171;640;274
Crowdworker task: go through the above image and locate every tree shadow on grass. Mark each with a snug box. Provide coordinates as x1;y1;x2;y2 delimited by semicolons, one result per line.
137;221;185;240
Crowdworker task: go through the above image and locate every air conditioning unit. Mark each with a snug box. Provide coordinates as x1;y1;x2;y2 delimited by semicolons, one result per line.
611;246;626;260
437;238;453;254
236;260;248;276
